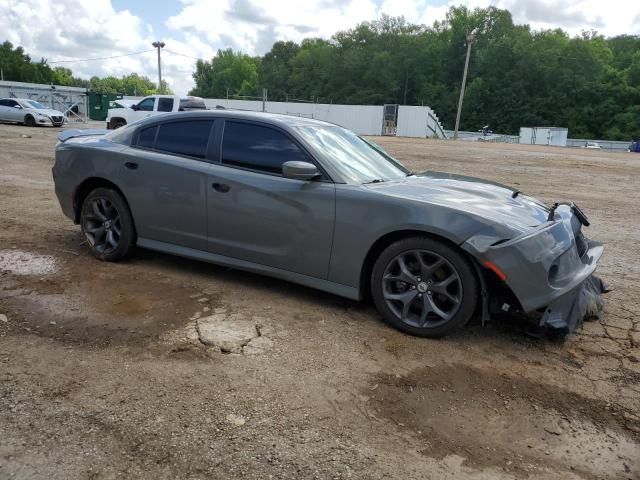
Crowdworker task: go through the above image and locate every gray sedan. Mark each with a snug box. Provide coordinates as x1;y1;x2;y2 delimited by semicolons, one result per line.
52;111;606;337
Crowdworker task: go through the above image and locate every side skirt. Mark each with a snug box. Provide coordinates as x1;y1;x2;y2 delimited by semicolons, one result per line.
137;238;361;301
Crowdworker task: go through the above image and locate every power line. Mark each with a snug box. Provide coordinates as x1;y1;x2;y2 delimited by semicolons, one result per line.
47;49;155;64
164;49;204;61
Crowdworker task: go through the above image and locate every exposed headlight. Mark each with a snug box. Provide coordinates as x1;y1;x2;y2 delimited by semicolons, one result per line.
34;112;46;117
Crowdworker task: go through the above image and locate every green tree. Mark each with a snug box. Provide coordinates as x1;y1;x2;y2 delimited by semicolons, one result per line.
190;49;259;98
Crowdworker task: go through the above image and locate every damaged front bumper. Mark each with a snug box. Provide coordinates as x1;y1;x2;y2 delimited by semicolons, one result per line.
464;204;608;333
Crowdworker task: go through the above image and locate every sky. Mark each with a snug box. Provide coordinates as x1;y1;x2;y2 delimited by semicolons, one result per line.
1;0;639;95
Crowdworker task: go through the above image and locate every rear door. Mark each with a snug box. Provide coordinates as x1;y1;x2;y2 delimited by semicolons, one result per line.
207;120;336;279
116;118;215;250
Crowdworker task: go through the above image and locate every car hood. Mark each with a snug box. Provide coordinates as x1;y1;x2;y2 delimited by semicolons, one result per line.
365;171;550;233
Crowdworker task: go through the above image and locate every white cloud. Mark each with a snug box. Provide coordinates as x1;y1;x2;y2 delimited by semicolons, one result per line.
1;0;639;95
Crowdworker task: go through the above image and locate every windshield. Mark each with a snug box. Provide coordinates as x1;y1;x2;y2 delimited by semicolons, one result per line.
295;126;410;183
21;100;46;109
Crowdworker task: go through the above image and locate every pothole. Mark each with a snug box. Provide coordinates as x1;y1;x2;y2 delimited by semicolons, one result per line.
0;250;58;276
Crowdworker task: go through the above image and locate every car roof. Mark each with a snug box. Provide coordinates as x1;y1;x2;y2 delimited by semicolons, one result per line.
137;109;337;129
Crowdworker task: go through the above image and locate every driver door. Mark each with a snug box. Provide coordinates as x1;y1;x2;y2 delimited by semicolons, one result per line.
207;120;336;279
131;97;156;122
4;99;22;122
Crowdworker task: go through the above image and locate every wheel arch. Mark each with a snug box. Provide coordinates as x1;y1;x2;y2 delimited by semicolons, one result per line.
108;117;127;129
359;229;479;301
73;177;133;226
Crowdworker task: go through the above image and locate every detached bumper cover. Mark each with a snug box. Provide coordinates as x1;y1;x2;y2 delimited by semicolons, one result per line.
464;204;607;332
540;272;607;331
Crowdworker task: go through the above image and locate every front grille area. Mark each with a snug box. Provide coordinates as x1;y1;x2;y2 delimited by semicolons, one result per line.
51;116;63;124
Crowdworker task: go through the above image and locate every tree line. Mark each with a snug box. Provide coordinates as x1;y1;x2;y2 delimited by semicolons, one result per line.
190;6;640;140
3;6;640;139
0;41;170;96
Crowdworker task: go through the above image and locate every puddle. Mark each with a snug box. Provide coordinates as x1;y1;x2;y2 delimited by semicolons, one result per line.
0;250;58;276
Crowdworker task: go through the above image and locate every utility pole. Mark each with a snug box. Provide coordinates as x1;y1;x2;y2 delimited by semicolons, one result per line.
152;41;165;93
453;32;476;139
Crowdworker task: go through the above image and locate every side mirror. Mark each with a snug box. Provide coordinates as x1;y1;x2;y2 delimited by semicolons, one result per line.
13;105;22;109
131;104;139;111
282;161;321;181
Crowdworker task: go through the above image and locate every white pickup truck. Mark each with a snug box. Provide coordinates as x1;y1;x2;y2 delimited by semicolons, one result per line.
106;95;207;129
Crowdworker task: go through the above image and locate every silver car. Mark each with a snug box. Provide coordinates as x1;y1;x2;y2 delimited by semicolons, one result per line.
0;98;65;127
52;111;606;338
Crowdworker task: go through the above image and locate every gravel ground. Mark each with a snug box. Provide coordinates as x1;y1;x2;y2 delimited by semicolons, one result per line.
0;122;638;479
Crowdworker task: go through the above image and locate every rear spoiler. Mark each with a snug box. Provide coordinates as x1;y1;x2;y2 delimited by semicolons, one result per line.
57;129;109;143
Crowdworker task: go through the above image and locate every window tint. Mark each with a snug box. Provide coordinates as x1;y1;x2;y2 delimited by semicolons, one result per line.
157;98;174;112
4;99;17;107
137;98;155;111
0;99;7;106
155;120;213;159
222;122;310;175
136;125;157;149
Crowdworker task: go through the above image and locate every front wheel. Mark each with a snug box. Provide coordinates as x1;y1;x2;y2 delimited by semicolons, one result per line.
371;237;478;338
80;188;136;261
24;115;36;127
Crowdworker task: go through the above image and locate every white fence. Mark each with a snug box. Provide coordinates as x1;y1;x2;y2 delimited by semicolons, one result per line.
124;96;447;138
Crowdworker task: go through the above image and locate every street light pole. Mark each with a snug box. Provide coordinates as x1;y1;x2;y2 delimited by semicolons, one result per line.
453;33;476;139
152;41;165;93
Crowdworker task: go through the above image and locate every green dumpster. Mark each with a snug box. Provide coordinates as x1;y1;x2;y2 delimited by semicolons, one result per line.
88;92;124;121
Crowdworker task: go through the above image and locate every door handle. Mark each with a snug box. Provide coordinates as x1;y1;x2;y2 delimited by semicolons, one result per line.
212;182;230;193
124;162;138;170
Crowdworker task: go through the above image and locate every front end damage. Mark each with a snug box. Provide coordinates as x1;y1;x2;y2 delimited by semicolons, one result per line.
463;203;608;334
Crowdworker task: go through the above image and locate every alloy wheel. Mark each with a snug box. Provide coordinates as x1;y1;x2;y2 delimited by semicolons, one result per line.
82;197;122;254
382;249;462;328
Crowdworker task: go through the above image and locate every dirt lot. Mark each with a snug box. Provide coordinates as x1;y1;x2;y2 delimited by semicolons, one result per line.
1;122;639;479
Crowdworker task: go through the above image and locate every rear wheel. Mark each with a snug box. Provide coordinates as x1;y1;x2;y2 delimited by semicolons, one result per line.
80;188;135;261
371;236;478;338
24;115;36;127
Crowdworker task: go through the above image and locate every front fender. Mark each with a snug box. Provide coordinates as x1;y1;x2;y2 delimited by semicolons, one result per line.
327;184;500;289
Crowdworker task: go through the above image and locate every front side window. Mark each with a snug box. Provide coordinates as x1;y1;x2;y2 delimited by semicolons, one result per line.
222;121;310;175
154;120;214;159
137;98;155;111
0;99;8;107
157;98;174;112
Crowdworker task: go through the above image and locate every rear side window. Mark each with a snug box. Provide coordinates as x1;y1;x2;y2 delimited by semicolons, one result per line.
154;120;214;159
157;98;174;112
136;125;157;149
0;99;8;106
222;121;310;175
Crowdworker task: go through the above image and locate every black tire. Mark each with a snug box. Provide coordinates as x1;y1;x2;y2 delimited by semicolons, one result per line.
80;187;136;261
371;236;478;338
24;115;36;127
